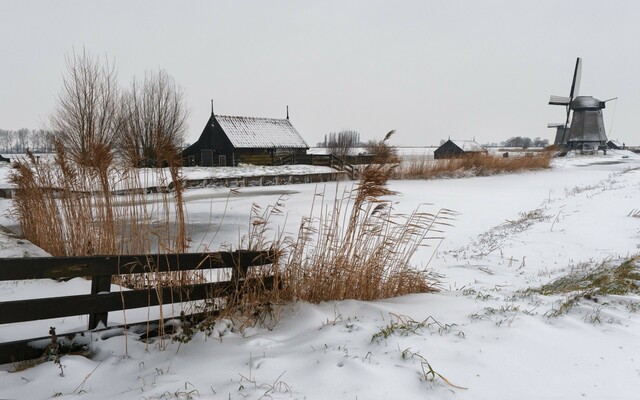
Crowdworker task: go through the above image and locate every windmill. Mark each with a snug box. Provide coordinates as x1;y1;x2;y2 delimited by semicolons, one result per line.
548;57;614;152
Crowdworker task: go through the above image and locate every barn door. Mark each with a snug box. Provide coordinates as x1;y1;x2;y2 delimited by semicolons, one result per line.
201;149;213;166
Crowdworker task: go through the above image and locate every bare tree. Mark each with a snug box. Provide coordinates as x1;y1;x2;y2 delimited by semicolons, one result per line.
16;128;30;152
50;49;120;167
324;130;360;159
119;69;189;167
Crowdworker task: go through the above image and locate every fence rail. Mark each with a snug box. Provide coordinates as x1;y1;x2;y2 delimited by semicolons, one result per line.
274;154;361;178
0;250;276;365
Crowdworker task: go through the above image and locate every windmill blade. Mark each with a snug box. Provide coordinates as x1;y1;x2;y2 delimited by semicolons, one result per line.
569;57;582;99
603;97;618;103
561;57;582;136
547;122;567;128
549;95;571;106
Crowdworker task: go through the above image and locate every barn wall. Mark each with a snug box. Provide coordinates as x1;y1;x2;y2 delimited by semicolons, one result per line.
183;118;235;166
434;141;463;159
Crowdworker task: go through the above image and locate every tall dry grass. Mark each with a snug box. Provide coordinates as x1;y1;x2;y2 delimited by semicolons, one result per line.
270;132;453;303
8;140;195;288
394;152;552;180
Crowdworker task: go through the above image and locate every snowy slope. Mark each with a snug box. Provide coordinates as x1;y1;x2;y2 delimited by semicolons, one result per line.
1;150;639;399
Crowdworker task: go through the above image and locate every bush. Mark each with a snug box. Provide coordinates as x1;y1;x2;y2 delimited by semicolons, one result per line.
276;132;451;302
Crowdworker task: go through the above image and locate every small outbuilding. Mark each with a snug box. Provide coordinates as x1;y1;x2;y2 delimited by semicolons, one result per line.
434;139;487;159
607;140;625;150
182;108;309;167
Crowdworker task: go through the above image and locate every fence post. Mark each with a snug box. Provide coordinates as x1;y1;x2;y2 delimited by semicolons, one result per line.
88;274;112;329
230;262;248;285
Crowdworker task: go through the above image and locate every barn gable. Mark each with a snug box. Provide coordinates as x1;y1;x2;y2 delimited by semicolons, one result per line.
434;139;486;159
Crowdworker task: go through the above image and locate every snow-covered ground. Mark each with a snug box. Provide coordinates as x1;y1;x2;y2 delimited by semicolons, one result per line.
1;150;640;399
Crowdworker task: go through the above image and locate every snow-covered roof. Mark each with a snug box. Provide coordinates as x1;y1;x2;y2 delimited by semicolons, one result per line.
450;140;485;152
216;115;309;149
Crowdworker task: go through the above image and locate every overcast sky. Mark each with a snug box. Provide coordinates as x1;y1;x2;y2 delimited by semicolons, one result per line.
1;0;639;146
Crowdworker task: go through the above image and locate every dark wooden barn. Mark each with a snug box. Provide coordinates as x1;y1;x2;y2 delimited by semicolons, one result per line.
182;110;309;167
607;140;625;150
434;139;487;159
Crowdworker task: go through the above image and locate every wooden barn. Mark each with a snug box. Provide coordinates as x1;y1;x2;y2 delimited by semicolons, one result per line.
434;139;487;159
607;140;625;150
182;109;309;167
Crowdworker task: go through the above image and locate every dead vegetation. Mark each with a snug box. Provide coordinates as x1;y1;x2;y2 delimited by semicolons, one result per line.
273;132;452;303
7;142;197;291
7;130;454;347
524;257;640;317
394;152;552;180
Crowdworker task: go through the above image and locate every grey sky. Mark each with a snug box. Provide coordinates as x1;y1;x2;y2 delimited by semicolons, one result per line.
1;0;638;146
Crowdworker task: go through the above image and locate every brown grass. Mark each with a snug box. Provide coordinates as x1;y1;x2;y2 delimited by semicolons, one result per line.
7;142;196;288
394;152;552;180
270;132;452;303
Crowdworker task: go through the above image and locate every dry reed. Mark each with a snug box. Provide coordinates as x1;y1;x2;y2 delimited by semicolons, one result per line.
272;132;452;303
8;142;196;288
394;152;552;180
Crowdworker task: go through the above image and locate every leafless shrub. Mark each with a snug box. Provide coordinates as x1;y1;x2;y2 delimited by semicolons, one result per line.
323;130;361;159
50;48;120;169
119;69;189;168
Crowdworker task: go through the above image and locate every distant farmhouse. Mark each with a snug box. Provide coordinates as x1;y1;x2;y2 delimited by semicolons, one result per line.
183;107;308;167
607;140;625;150
434;139;487;159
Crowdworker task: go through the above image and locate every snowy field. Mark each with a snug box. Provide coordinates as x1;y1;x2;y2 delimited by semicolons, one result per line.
1;150;640;399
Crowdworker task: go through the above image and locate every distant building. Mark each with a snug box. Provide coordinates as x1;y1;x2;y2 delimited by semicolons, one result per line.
182;108;308;166
607;140;625;150
434;139;487;159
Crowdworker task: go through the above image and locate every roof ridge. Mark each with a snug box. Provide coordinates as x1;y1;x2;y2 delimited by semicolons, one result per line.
216;114;290;122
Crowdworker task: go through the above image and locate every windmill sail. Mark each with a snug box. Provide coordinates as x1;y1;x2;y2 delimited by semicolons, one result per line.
549;95;571;106
563;57;582;135
569;57;582;99
548;57;583;146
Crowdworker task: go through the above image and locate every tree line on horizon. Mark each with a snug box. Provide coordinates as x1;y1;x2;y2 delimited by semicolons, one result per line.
482;136;550;149
0;128;58;154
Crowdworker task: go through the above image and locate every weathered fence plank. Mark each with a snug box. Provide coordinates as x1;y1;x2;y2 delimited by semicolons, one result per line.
0;250;274;281
0;250;276;365
0;277;273;325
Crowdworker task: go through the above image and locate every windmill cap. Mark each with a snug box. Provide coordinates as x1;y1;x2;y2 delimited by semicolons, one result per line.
571;96;605;110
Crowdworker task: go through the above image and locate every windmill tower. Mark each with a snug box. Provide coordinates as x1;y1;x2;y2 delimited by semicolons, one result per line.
548;58;614;152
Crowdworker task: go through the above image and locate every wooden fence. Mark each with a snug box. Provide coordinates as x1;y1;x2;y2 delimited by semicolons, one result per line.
0;250;275;365
275;154;360;178
182;171;348;189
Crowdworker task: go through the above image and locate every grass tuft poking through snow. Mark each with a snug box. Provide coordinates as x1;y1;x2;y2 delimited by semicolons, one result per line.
524;256;640;317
